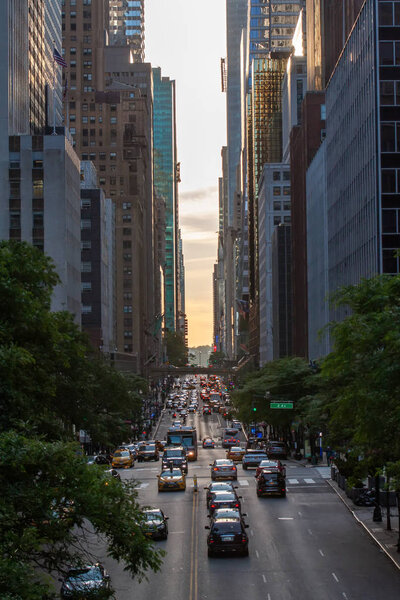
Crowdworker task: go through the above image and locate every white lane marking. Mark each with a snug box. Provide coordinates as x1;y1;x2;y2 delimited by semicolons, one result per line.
288;478;299;484
308;528;313;536
169;531;185;534
191;465;203;469
262;574;266;583
332;573;339;583
298;511;302;516
342;593;348;599
136;483;149;489
250;529;254;536
304;478;316;484
278;517;294;520
238;479;249;486
255;550;259;559
319;549;325;557
267;593;271;600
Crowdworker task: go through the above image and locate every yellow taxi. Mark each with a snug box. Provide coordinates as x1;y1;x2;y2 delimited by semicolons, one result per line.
157;467;186;492
226;446;246;462
111;449;134;469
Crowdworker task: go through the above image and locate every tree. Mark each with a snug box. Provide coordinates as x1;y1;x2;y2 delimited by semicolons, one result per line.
0;432;164;599
164;330;187;366
318;275;400;477
208;350;225;367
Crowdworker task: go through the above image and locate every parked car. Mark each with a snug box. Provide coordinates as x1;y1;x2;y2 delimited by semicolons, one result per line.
60;564;111;598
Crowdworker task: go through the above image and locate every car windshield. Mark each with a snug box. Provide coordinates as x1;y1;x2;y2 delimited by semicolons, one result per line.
230;447;242;452
210;483;232;491
214;509;240;519
260;460;278;467
161;469;182;477
67;567;103;582
142;445;155;451
215;460;232;466
261;473;279;481
114;451;129;457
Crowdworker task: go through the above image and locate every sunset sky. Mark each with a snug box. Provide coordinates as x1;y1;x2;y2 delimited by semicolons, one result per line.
146;0;226;346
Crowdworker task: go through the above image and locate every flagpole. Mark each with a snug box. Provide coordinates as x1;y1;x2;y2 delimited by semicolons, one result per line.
52;40;57;135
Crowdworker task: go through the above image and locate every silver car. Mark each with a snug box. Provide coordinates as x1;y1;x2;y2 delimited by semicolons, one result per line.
210;458;238;480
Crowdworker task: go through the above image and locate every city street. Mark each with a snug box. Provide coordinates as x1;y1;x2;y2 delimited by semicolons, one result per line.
95;398;400;600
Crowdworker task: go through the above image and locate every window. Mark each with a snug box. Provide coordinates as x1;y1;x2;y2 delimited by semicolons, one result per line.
123;305;132;313
381;123;396;152
33;211;43;228
382;169;396;193
273;171;281;181
124;318;133;326
382;209;397;233
110;152;117;160
320;104;326;120
123;266;132;275
123;293;132;300
123;228;131;236
83;48;92;55
124;344;133;352
283;202;291;211
10;182;20;199
99;177;106;185
81;240;92;249
123;202;132;209
123;241;131;249
82;305;92;314
122;214;132;222
81;219;91;230
283;186;291;196
283;216;291;223
283;171;290;181
83;73;92;81
81;262;92;272
81;281;92;291
70;47;76;55
380;81;394;105
82;116;88;123
110;117;117;124
123;253;132;261
124;331;133;338
9;211;21;229
274;216;281;225
379;2;393;26
273;201;281;211
33;180;44;199
380;41;394;65
273;187;281;196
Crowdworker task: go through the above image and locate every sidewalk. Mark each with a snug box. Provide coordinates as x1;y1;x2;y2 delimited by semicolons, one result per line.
327;476;400;570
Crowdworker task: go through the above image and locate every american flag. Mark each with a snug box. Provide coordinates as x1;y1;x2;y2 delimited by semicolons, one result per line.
53;48;67;68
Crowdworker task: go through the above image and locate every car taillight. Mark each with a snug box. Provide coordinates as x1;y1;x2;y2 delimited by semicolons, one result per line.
233;466;237;470
210;504;216;509
234;503;239;508
213;467;219;471
241;537;247;543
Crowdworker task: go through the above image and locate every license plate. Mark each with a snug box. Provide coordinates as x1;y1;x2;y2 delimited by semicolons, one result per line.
222;536;234;542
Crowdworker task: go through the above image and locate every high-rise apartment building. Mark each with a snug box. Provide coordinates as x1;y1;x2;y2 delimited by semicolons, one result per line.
153;67;179;334
108;0;145;62
0;0;62;137
62;2;156;372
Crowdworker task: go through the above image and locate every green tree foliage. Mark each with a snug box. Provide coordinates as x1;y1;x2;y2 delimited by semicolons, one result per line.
0;432;163;599
208;350;225;367
318;275;400;475
0;241;163;596
232;357;313;431
165;330;187;366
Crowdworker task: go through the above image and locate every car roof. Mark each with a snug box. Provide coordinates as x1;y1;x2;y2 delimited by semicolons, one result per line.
211;491;236;498
229;447;243;451
215;459;234;464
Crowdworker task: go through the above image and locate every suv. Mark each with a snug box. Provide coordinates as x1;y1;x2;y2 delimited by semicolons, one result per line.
266;441;288;459
137;444;159;462
256;469;286;497
205;518;249;557
162;446;188;473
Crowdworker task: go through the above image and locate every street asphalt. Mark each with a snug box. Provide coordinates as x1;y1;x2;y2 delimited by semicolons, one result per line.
93;391;400;600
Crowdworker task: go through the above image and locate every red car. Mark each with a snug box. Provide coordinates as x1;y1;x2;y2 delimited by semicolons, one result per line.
255;459;286;478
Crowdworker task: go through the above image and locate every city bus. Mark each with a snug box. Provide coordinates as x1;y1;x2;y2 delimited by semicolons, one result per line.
166;426;198;461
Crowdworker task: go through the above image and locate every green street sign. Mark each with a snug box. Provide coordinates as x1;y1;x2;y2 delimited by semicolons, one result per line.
270;402;293;409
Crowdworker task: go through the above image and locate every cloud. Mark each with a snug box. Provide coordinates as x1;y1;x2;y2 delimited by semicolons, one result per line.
180;186;218;203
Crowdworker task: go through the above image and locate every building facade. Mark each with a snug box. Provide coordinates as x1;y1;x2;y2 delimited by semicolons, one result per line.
271;223;292;358
108;0;145;62
258;163;291;364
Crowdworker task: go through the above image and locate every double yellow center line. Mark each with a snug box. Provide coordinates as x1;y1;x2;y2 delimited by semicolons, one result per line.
189;489;199;600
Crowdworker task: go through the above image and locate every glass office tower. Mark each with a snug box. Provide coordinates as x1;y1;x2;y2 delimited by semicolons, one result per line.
153;67;178;332
109;0;145;62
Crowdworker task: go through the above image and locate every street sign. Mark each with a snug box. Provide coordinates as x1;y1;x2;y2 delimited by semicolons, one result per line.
270;402;293;409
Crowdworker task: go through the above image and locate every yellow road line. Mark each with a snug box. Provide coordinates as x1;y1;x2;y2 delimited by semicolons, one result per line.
189;491;199;600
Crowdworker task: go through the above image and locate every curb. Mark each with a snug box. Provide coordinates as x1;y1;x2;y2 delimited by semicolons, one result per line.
326;479;400;571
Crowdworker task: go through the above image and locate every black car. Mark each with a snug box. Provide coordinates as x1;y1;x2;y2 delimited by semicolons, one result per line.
162;447;188;473
137;444;159;462
60;564;111;598
208;491;242;515
209;507;248;527
204;481;239;507
205;518;249;557
266;441;288;459
257;469;286;497
141;508;169;540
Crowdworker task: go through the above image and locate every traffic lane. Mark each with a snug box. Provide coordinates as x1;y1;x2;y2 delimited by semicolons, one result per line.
241;478;400;600
102;465;196;600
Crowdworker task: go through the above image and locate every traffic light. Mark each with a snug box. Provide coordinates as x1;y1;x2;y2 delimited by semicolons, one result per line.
252;406;257;412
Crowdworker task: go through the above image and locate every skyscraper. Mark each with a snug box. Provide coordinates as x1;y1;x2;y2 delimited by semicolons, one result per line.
153;67;179;333
108;0;145;62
